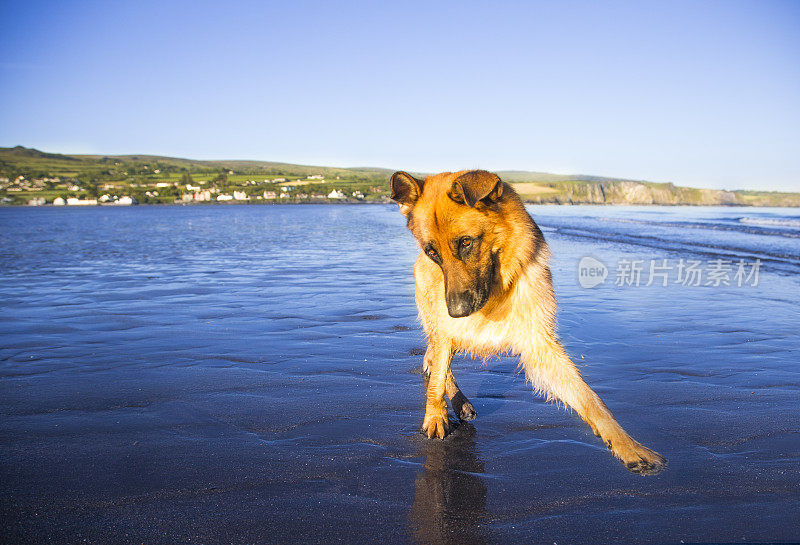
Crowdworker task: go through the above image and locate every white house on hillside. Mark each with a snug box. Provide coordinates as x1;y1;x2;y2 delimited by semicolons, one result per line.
114;196;138;205
66;197;98;206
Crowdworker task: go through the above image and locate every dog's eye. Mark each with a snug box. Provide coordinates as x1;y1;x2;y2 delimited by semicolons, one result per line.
460;237;473;249
425;246;441;263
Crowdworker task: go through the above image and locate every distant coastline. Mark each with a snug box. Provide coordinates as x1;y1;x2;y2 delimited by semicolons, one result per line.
14;199;800;209
2;146;799;207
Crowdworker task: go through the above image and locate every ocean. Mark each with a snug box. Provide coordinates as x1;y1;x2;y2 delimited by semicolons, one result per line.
1;204;798;544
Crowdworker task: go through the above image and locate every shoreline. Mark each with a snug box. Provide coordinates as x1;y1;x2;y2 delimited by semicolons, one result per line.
5;200;800;208
4;146;800;208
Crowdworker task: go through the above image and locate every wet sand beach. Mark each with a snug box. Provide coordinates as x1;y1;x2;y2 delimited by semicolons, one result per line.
1;204;798;544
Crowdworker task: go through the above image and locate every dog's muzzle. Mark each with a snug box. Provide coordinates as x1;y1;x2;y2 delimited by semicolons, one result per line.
446;290;487;318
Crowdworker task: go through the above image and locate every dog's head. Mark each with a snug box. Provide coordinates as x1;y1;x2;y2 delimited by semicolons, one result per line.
390;169;520;318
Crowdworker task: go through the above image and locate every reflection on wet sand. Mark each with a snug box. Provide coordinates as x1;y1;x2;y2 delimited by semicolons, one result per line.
409;423;488;545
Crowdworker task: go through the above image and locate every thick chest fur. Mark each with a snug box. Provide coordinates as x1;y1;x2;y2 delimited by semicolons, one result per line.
413;254;557;357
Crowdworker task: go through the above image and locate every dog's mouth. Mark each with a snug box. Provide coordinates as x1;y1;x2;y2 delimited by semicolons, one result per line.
445;281;491;318
446;294;477;317
446;295;487;318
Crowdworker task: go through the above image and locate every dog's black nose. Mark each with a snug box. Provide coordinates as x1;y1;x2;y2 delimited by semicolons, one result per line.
446;292;474;318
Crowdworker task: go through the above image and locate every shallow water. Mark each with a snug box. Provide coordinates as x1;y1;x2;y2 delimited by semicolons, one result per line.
1;204;798;544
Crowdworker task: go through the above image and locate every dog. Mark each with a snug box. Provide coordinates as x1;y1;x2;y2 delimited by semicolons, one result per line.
390;169;666;475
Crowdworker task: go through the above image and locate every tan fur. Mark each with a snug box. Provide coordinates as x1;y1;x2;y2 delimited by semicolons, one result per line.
391;170;666;475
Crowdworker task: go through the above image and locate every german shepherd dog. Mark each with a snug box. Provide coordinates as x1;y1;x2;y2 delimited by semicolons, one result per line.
390;169;666;475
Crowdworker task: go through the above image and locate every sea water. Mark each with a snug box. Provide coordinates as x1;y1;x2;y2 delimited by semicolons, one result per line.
1;204;798;544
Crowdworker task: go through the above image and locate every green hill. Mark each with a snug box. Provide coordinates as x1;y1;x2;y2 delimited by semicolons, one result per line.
1;146;798;206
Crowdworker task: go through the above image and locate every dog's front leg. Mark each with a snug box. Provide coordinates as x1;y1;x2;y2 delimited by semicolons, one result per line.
421;337;452;439
424;347;477;422
521;333;667;475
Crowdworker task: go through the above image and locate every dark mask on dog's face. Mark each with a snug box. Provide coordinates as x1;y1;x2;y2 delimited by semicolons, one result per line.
390;170;505;317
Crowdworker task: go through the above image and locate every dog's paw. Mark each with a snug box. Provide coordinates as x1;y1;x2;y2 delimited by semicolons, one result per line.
613;440;667;476
450;392;477;422
457;401;477;421
625;455;666;476
422;404;450;439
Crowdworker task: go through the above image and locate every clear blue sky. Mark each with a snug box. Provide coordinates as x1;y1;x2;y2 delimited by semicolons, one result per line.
1;1;798;191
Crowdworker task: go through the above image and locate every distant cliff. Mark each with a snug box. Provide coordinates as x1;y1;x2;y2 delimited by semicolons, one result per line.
513;180;800;207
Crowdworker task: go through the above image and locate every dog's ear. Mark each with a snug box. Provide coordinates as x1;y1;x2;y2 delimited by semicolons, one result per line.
390;171;423;215
449;170;503;207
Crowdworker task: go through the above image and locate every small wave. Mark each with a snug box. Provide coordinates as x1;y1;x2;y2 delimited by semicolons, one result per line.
550;226;800;273
739;217;800;229
595;216;800;238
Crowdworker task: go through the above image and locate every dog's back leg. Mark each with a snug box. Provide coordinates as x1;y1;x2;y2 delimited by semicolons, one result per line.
521;332;667;475
424;346;477;422
446;371;477;421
